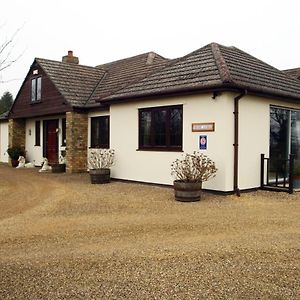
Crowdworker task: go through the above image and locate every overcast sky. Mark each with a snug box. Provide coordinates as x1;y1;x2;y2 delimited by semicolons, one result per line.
1;0;299;98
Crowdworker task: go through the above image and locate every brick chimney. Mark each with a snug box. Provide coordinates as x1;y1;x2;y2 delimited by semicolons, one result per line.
62;50;79;64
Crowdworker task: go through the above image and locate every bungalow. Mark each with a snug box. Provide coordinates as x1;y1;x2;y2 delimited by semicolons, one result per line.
6;43;300;193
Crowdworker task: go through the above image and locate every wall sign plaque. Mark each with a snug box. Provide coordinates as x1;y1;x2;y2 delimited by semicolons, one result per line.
192;122;215;132
199;135;207;150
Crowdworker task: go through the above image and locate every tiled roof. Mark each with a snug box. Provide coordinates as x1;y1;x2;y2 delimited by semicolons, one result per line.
283;68;300;80
36;58;105;107
102;43;300;102
36;53;169;107
86;52;170;106
36;43;300;107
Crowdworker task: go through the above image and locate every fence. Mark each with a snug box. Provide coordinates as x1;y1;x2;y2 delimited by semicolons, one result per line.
260;153;294;194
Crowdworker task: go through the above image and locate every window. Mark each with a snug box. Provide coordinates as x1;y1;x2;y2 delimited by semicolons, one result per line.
270;106;300;161
35;120;40;146
31;77;42;102
61;118;66;146
139;105;183;151
91;116;110;148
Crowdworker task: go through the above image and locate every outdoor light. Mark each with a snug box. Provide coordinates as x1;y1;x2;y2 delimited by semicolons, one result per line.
212;91;220;100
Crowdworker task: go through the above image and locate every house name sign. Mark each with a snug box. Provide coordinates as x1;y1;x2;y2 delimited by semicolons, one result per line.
192;122;215;132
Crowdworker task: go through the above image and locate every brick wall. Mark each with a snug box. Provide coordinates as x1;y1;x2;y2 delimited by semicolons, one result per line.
8;118;26;166
8;118;26;149
66;111;88;173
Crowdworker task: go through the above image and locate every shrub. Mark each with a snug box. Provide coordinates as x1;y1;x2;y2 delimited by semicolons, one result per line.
6;147;25;160
88;149;115;169
171;152;217;183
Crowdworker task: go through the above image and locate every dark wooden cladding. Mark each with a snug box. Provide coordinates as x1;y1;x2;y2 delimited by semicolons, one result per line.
10;62;72;119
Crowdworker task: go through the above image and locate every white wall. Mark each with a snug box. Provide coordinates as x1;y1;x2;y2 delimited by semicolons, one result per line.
25;115;66;166
109;93;235;192
239;95;300;190
0;121;9;163
88;93;300;192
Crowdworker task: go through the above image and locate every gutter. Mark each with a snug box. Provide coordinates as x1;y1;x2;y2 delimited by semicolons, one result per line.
233;90;247;196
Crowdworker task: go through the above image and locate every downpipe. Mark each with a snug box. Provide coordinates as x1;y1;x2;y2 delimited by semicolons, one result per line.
233;90;247;196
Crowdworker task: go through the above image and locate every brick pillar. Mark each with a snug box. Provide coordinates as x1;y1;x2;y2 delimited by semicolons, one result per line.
66;111;88;173
8;118;26;149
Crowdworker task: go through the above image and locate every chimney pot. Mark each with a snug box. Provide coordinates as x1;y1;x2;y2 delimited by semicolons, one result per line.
68;50;73;56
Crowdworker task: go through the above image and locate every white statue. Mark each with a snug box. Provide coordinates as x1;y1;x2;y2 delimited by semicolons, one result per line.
59;155;66;164
16;156;35;168
39;158;52;172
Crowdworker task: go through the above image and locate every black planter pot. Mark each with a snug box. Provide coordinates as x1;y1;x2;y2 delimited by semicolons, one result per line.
89;168;111;184
11;159;19;168
173;180;202;202
52;163;66;173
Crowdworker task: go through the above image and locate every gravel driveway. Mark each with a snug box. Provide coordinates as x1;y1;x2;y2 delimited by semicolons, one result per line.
0;163;299;299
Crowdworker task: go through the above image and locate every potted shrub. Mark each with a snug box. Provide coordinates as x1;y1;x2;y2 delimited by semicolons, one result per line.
52;156;66;173
52;155;66;173
7;146;25;167
171;152;217;202
88;149;115;184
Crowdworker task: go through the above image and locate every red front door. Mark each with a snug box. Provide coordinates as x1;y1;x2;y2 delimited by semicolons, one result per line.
44;119;58;165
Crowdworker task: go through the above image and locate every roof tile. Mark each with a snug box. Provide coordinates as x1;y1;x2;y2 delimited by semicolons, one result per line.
35;43;300;107
103;43;300;102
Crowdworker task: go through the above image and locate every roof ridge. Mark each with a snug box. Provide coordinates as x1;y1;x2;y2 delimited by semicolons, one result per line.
283;67;300;72
83;72;108;107
96;51;167;69
96;57;177;102
99;44;215;102
210;43;233;84
229;46;300;85
35;57;97;70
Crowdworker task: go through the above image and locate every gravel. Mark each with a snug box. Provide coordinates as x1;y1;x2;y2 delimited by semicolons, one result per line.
0;163;299;299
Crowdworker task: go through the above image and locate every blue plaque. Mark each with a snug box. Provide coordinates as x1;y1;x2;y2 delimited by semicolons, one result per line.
199;135;207;150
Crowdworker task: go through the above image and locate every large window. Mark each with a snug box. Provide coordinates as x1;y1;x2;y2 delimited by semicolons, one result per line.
91;116;110;148
31;77;42;102
270;106;300;162
139;105;183;151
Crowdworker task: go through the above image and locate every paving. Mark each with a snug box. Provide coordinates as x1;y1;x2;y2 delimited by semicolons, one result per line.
0;163;299;299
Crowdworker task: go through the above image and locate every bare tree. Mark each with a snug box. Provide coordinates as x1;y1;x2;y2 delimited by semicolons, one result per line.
0;25;23;82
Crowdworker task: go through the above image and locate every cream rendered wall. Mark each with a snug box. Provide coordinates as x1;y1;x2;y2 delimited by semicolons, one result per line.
0;121;9;163
239;95;300;190
25;115;66;166
109;93;235;192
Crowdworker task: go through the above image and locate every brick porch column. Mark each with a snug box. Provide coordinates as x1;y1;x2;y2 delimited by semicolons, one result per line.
66;111;88;173
8;118;26;149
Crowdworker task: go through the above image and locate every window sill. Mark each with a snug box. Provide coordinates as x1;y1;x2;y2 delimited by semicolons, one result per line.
89;146;109;149
136;147;183;152
30;100;42;105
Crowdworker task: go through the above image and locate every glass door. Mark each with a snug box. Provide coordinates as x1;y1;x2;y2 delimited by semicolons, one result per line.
270;106;300;184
